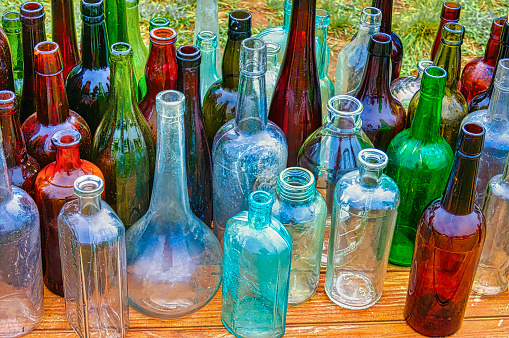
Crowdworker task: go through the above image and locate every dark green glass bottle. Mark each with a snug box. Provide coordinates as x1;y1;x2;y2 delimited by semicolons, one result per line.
104;0;127;44
2;12;23;97
386;66;454;266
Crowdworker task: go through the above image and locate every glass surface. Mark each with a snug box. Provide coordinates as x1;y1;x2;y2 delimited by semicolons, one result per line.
272;167;326;305
430;1;461;61
93;42;155;230
196;31;221;104
51;0;80;80
21;41;92;169
193;0;221;75
0;17;15;95
58;175;128;337
126;0;148;99
2;12;23;97
317;9;334;121
104;0;127;44
390;60;433;111
386;66;454;266
265;41;280;107
325;149;399;309
221;191;292;338
35;129;104;296
212;38;288;242
126;90;222;319
404;123;486;337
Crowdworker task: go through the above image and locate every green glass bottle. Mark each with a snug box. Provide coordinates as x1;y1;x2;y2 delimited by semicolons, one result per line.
407;23;468;150
386;66;454;266
104;0;128;44
2;12;23;97
316;9;334;122
149;17;169;31
126;0;148;100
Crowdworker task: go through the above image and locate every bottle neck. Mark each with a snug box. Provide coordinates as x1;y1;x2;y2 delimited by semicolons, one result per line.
78;194;102;215
356;53;392;97
484;35;501;65
316;15;329;77
55;145;82;171
51;0;79;77
200;46;218;78
0;111;27;168
81;15;110;69
487;42;509;96
276;168;315;203
21;18;46;85
36;70;71;125
145;42;177;98
359;164;383;188
110;56;138;118
283;0;291;31
126;0;146;52
222;38;244;89
434;43;461;89
0;139;12;203
327;111;362;132
177;64;201;118
235;70;268;134
372;0;392;34
248;201;272;229
287;0;316;54
488;82;509;121
409;92;442;141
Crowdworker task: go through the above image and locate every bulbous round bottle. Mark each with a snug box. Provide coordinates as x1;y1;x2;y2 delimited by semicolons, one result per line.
390;60;433;111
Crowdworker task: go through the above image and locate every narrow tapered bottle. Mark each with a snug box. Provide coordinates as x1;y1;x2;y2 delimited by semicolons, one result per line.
104;0;128;44
0;26;14;95
431;1;461;62
51;0;80;79
317;9;334;121
2;12;23;96
196;31;221;104
193;0;221;74
126;0;148;97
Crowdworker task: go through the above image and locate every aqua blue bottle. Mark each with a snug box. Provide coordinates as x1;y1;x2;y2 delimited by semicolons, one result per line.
221;190;292;338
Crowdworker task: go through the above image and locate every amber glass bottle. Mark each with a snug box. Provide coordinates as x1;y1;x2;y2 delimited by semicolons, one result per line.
268;0;321;166
35;129;104;296
0;27;15;93
51;0;80;79
22;41;92;169
352;33;406;151
430;1;461;61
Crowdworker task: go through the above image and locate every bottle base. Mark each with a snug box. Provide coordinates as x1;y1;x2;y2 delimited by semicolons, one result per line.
325;271;381;310
221;316;284;338
0;293;44;337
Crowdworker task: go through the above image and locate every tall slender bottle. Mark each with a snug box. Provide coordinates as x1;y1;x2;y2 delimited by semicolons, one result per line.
22;41;92;169
196;31;221;104
0;91;40;197
19;1;46;122
66;0;111;136
51;0;80;79
372;0;403;80
126;0;148;97
268;0;321;166
2;12;23;96
177;45;213;227
138;27;178;142
404;123;486;336
93;42;155;229
212;38;288;242
431;1;461;62
193;0;221;74
317;9;334;121
257;0;291;64
386;66;454;267
408;23;468;150
104;0;128;44
202;10;252;147
265;41;280;106
352;33;406;151
0;27;14;94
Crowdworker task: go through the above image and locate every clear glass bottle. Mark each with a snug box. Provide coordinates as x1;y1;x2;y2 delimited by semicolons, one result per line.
2;12;23;97
58;175;128;337
272;167;326;305
212;38;288;242
126;0;148;98
430;1;461;62
196;31;221;104
390;60;433;111
0;126;43;337
317;9;334;121
325;148;400;309
193;0;221;75
221;190;292;338
265;41;280;107
126;90;222;319
51;0;80;80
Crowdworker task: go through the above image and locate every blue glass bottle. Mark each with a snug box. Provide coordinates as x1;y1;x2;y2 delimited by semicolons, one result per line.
221;190;292;338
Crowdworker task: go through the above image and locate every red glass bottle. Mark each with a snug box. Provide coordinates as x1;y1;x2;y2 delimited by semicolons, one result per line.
21;41;92;169
138;27;177;142
177;45;213;227
431;1;461;62
372;0;403;80
19;1;46;122
268;0;321;166
352;33;406;151
51;0;80;80
459;17;506;103
0;27;15;92
0;90;40;197
35;129;104;296
404;123;486;337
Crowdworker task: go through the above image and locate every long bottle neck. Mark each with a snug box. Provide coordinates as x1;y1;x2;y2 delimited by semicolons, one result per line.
36;70;71;126
487;42;509;96
372;0;392;34
484;34;501;65
356;53;392;98
434;44;461;89
21;17;46;95
145;42;177;98
200;46;218;79
55;145;82;171
222;38;244;89
110;55;138;119
488;79;509;121
235;69;268;134
51;0;79;78
81;15;110;69
0;112;27;168
126;0;147;54
286;0;316;59
409;92;442;142
282;0;291;31
0;136;12;203
177;64;202;120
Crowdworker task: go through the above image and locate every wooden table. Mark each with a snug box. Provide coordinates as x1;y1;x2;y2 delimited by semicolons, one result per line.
31;265;509;337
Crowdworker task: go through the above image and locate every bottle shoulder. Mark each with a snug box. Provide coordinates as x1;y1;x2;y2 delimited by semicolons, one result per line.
0;187;38;236
272;191;327;224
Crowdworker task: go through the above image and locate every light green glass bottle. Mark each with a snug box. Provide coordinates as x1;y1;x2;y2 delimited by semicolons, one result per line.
104;0;128;44
126;0;148;101
316;9;334;122
2;12;23;97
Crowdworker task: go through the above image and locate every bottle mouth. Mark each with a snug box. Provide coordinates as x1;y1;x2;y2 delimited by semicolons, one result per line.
34;41;63;76
0;91;16;106
315;9;330;27
456;123;485;157
494;59;509;91
441;22;465;46
150;17;170;29
111;42;132;56
327;95;363;116
150;27;177;45
360;7;382;27
177;45;201;67
156;90;185;119
368;33;392;56
197;31;218;49
277;167;315;201
2;12;21;28
51;129;82;148
81;0;104;18
417;60;433;72
125;0;139;9
240;38;266;75
266;41;280;56
74;175;104;197
441;1;461;20
358;149;388;170
249;191;274;211
20;1;45;19
491;17;506;39
229;10;252;32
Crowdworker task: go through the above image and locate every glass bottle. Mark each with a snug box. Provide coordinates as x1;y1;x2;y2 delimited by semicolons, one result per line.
408;23;468;150
221;190;292;338
93;42;155;229
58;175;128;337
317;9;334;121
0;25;15;95
468;20;509;113
35;129;104;296
352;33;406;151
265;41;280;107
386;66;454;267
104;0;127;44
462;59;509;207
176;45;213;227
2;12;23;97
126;0;148;97
257;0;291;64
0;90;40;197
51;0;80;80
335;7;381;96
325;148;400;309
138;27;177;143
268;0;321;166
430;1;461;62
0;127;43;338
202;10;252;147
272;167;326;305
196;31;220;104
22;41;92;169
126;90;222;319
149;17;169;30
193;0;221;75
390;60;433;111
372;0;403;80
404;123;486;336
212;38;288;242
66;0;111;136
459;17;506;103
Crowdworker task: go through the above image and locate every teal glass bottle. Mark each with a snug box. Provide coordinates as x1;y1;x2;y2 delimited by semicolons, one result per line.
126;0;148;99
221;190;292;338
386;66;454;266
316;9;334;121
2;12;23;97
104;0;127;44
196;31;221;104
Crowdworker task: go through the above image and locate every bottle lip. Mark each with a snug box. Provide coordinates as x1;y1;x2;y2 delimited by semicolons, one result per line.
417;60;433;72
20;1;45;20
125;0;139;9
441;1;461;20
441;22;465;46
456;123;485;157
420;66;447;98
490;17;506;40
51;129;82;148
494;58;509;91
360;7;382;27
2;12;20;25
110;42;133;60
156;90;185;119
316;9;330;27
229;10;252;32
240;38;266;75
177;45;201;67
196;31;218;49
81;0;104;18
150;27;177;45
0;90;16;106
358;149;388;170
249;190;274;211
327;95;363;117
277;167;316;201
150;16;170;29
34;41;64;76
74;175;104;197
368;32;392;57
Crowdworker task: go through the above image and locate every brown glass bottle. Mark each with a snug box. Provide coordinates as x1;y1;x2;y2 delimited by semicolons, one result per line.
51;0;80;79
203;10;252;148
19;2;46;122
0;90;40;197
138;27;177;143
0;27;15;93
430;1;461;61
352;33;406;151
404;123;486;337
35;129;104;296
21;41;92;169
372;0;403;80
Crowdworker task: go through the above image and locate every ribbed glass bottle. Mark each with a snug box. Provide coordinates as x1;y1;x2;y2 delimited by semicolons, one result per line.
390;60;433;111
430;1;461;61
196;31;220;104
2;12;23;96
51;0;80;79
104;0;127;44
